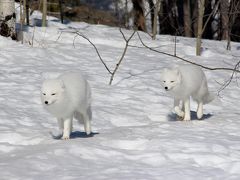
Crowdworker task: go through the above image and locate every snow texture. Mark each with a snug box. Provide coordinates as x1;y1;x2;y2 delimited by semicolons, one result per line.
0;8;240;180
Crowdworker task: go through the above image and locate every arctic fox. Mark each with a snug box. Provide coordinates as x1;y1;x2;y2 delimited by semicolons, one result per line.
41;72;92;139
161;64;214;121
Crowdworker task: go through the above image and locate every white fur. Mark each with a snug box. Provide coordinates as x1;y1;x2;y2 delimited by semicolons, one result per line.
41;72;92;139
161;65;214;121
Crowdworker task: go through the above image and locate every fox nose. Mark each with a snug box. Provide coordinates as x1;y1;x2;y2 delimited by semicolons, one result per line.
165;87;168;90
45;101;48;105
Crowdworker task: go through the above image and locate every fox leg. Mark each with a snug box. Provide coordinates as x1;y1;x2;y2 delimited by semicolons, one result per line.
83;114;91;135
82;108;92;135
57;118;64;135
197;102;203;119
183;98;191;121
174;99;184;118
174;106;184;118
75;106;92;135
62;116;73;140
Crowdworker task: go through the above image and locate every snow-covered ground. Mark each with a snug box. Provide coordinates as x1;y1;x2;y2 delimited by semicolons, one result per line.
0;10;240;180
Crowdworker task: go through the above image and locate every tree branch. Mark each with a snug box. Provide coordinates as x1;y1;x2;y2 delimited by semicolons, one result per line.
62;29;136;85
217;58;240;96
202;0;220;35
74;31;112;75
137;32;240;73
109;28;136;85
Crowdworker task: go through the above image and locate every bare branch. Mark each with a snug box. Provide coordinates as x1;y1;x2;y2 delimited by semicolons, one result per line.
202;0;220;34
31;26;36;47
56;31;63;42
217;59;240;96
74;31;112;75
61;29;137;85
174;35;177;56
137;32;240;73
120;28;127;41
109;28;136;85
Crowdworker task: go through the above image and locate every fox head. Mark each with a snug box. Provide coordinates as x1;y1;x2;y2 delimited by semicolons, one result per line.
160;68;182;91
41;79;65;106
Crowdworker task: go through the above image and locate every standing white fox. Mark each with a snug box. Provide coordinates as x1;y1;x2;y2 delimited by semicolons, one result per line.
161;64;214;121
41;72;92;139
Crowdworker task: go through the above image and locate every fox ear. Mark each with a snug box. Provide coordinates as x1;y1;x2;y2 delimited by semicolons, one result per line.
58;80;65;89
61;80;65;89
163;68;168;73
161;68;168;75
160;68;167;79
175;68;182;81
173;68;180;75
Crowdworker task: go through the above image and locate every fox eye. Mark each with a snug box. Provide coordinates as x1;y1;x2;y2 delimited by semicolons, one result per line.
51;93;56;96
163;81;166;83
171;81;174;83
43;93;46;95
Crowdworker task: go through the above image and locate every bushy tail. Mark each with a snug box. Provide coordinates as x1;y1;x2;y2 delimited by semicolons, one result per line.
203;92;215;104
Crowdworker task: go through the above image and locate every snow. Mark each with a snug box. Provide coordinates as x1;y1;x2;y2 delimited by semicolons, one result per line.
0;9;240;180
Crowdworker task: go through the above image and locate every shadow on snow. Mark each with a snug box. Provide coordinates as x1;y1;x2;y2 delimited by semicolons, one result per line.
50;131;99;140
167;111;213;121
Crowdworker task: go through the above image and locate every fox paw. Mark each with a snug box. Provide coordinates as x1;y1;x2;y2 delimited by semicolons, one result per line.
62;135;70;140
197;111;203;119
86;132;91;136
174;106;184;117
176;116;184;121
183;116;191;121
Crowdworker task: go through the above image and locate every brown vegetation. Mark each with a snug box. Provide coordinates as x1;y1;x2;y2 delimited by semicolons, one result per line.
64;5;119;27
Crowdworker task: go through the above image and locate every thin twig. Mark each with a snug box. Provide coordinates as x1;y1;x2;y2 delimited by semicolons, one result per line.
56;31;63;42
137;32;240;73
174;35;177;56
60;29;137;85
31;26;36;47
217;59;240;96
74;31;112;75
202;0;220;34
109;28;136;85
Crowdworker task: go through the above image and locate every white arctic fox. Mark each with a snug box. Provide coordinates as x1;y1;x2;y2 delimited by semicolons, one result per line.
41;72;92;139
161;64;214;121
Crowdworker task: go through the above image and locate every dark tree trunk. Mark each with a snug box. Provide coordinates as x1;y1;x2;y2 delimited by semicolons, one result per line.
220;0;230;40
59;0;64;24
202;0;214;39
147;0;154;30
26;0;30;25
230;1;240;41
169;0;179;35
183;0;192;37
159;0;178;35
132;0;146;32
192;0;199;37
